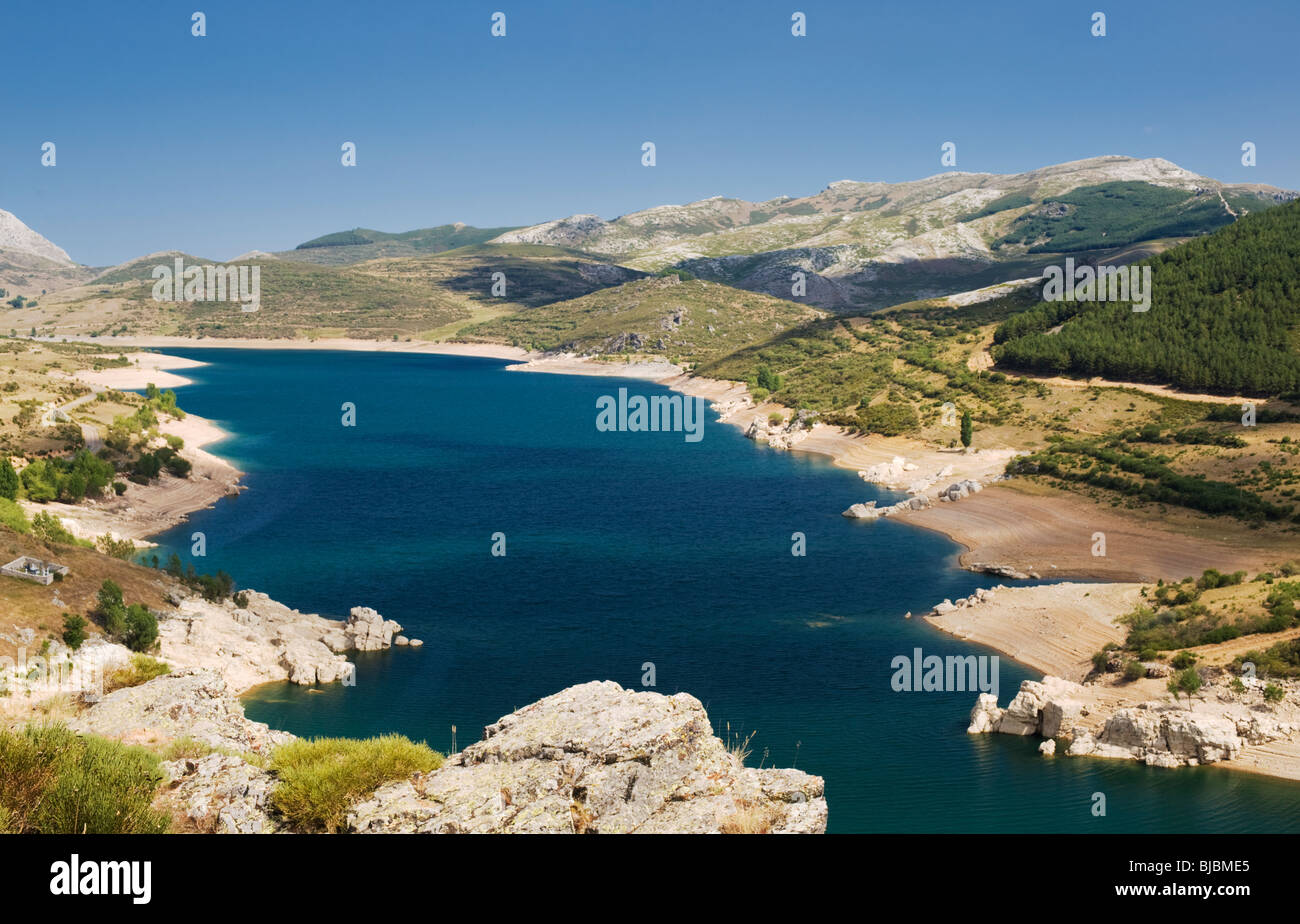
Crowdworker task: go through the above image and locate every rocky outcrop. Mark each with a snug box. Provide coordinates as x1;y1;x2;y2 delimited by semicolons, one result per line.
158;592;408;691
339;606;403;652
970;676;1300;770
348;681;827;834
937;479;982;502
744;409;817;451
930;586;1000;616
858;456;921;488
968;562;1034;581
841;494;931;520
70;668;293;756
76;675;826;834
1068;709;1247;767
967;677;1089;736
159;754;279;834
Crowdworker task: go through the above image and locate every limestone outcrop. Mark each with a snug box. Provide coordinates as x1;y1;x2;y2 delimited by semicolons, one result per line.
70;668;293;756
937;479;982;502
841;494;931;519
74;674;826;834
744;410;816;451
159;753;279;834
969;676;1300;769
348;681;827;834
158;592;408;690
340;606;403;652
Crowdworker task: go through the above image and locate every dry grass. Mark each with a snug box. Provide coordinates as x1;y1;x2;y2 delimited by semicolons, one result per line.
718;799;780;834
103;654;170;694
0;524;179;661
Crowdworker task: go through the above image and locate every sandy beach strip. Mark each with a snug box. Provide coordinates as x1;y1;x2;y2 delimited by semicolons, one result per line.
922;582;1140;680
52;335;529;361
73;351;208;390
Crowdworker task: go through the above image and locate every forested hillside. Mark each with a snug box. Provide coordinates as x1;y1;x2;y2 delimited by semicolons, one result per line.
993;181;1240;253
991;199;1300;396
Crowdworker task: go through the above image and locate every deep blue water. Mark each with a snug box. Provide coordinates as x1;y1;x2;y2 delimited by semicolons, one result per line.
149;349;1300;833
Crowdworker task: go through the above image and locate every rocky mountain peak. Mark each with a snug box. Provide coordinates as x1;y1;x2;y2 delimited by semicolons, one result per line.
0;208;73;263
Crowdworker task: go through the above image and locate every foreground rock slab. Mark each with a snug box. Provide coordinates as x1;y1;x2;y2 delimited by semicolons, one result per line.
349;681;827;833
70;667;293;756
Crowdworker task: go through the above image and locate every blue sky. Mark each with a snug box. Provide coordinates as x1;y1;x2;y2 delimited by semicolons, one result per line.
3;0;1297;265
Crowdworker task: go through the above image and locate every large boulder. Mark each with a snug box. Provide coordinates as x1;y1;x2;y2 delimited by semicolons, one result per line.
966;677;1087;737
967;693;1002;733
348;681;827;834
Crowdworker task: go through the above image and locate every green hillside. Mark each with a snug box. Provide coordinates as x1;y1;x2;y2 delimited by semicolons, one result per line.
462;276;822;365
991;199;1300;396
354;244;647;309
283;225;518;265
72;258;472;340
993;181;1239;254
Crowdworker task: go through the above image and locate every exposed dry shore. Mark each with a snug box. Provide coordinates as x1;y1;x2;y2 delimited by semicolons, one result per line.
48;335;528;361
923;582;1141;681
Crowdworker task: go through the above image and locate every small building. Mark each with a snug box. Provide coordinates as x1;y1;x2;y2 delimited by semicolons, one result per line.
1;556;69;586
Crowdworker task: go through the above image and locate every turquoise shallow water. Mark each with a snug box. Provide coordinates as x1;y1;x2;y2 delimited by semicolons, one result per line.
148;348;1300;833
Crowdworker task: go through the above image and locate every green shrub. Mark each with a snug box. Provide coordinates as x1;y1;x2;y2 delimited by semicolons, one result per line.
1264;683;1285;703
96;579;127;637
1122;660;1146;682
61;614;87;650
0;497;29;533
0;458;17;501
96;533;136;560
30;512;81;546
0;723;169;833
755;365;782;393
122;604;158;652
857;401;919;436
1171;650;1198;670
1167;667;1203;705
270;735;444;832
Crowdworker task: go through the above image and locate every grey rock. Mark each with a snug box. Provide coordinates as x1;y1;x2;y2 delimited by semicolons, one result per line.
70;668;293;756
348;681;826;834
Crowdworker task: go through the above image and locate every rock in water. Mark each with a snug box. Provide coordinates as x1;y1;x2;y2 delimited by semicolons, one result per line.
344;606;403;651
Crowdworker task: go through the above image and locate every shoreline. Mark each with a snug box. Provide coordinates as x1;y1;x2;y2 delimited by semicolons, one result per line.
29;337;1300;787
62;337;1287;581
22;351;243;544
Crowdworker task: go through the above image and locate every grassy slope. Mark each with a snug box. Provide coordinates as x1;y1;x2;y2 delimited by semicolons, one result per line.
463;276;823;365
13;245;648;343
282;224;521;266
